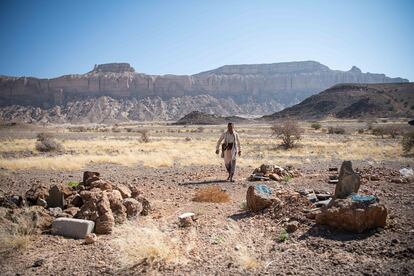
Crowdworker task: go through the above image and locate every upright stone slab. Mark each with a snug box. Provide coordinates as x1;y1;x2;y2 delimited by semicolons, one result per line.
334;161;361;198
246;184;275;211
47;185;64;208
52;217;95;239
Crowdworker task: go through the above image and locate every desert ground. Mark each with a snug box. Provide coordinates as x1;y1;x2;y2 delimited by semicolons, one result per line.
0;119;413;275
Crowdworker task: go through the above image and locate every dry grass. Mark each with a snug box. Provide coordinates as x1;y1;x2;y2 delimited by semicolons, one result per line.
0;122;409;171
0;209;38;254
111;221;185;268
192;186;230;203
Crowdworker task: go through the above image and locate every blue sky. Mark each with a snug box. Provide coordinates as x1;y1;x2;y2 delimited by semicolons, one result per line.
0;0;413;80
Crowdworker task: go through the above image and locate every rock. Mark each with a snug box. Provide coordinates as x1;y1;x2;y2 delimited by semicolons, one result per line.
315;197;387;233
260;164;274;175
76;189;115;234
84;233;97;244
48;207;64;217
0;195;26;208
334;161;361;198
32;258;44;267
307;191;318;203
130;186;143;198
107;190;127;224
94;192;115;234
269;173;282;181
66;193;83;208
391;178;403;184
113;183;132;199
64;207;80;217
133;195;151;216
329;179;339;184
52;217;95;239
370;175;380;181
90;179;113;191
46;185;64;208
328;167;338;172
286;221;299;233
246;184;275;211
315;193;332;201
123;198;143;218
25;184;49;205
314;198;332;207
178;212;195;227
83;171;100;186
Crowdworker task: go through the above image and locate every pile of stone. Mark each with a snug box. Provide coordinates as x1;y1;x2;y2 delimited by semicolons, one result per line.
245;184;312;233
357;166;413;184
248;164;301;182
296;189;333;207
315;161;388;233
0;171;150;238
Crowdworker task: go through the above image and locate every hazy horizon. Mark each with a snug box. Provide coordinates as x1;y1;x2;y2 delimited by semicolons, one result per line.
1;0;413;80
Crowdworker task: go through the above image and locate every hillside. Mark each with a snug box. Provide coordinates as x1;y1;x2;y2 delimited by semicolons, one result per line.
0;61;408;123
173;111;248;125
262;83;414;120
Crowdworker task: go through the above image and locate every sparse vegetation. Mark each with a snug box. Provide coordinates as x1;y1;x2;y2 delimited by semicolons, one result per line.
278;228;289;243
402;131;414;154
328;127;346;134
35;132;63;152
138;129;150;143
271;119;303;149
67;181;80;187
310;122;321;130
192;186;230;203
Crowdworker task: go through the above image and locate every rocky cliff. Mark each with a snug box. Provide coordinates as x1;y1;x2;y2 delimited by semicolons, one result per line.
0;61;408;123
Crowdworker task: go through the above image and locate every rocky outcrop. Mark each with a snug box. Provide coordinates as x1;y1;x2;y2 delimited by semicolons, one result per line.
174;111;248;125
0;61;408;122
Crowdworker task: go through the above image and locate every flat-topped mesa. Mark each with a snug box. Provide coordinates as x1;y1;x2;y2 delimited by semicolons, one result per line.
91;63;135;73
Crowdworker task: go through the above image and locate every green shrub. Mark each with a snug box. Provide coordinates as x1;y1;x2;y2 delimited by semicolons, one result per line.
310;122;321;130
67;181;80;187
278;229;289;243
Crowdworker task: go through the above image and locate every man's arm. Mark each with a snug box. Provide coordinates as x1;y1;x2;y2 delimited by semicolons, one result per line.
216;132;225;153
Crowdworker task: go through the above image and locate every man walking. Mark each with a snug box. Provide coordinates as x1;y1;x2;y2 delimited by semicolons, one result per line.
215;122;241;182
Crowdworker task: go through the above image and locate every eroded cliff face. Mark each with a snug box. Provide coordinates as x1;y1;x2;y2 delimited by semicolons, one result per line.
0;61;408;122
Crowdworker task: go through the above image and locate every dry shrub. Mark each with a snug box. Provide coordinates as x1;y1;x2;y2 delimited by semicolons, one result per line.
271;119;303;149
402;131;414;154
0;210;38;254
35;132;63;152
137;129;150;143
327;127;346;134
111;222;184;268
192;186;230;203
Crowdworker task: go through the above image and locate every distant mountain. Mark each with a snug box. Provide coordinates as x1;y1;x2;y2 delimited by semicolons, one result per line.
262;83;414;120
0;61;408;123
174;111;248;125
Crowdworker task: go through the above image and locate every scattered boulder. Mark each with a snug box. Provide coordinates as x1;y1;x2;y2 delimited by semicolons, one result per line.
246;184;275;211
84;233;97;244
178;212;195;227
123;198;143;218
334;161;361;198
25;184;49;205
83;171;100;185
64;207;80;217
108;190;127;224
285;221;299;233
52;217;95;239
315;197;387;233
90;179;113;191
113;183;132;199
249;164;301;181
66;193;83;208
0;195;26;208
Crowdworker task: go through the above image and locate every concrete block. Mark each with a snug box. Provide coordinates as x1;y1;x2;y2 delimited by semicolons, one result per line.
52;217;95;239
